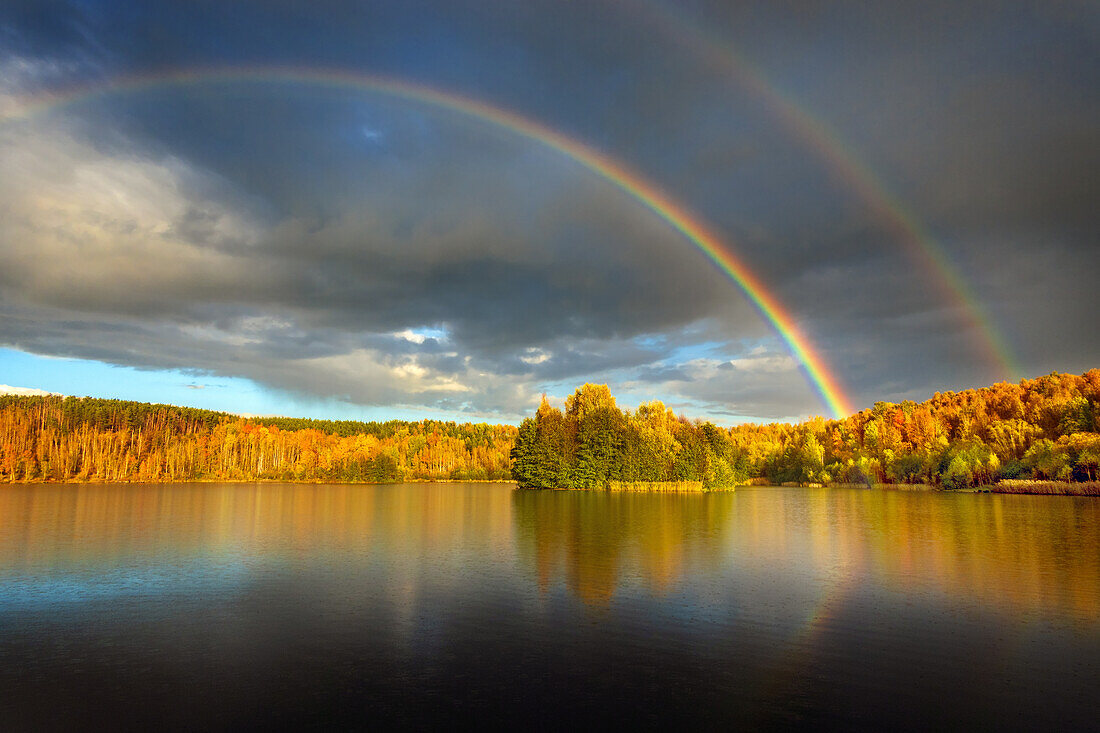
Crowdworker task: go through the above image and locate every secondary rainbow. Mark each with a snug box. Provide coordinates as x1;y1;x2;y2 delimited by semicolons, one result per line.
2;66;854;418
625;0;1022;382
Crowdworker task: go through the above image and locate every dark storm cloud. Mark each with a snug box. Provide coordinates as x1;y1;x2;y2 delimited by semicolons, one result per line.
0;94;754;416
0;0;97;59
0;0;1096;419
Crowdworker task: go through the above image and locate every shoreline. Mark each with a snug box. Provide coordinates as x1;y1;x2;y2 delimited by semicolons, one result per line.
813;481;1100;496
3;478;516;486
4;478;1097;496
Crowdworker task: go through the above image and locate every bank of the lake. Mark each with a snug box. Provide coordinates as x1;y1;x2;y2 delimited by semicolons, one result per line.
2;477;517;485
988;479;1100;495
786;481;1100;496
8;476;1100;496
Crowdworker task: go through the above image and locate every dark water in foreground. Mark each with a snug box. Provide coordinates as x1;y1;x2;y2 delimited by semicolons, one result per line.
0;483;1097;730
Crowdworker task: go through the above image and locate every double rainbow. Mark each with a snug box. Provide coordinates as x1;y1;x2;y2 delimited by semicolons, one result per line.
627;0;1021;381
3;66;854;418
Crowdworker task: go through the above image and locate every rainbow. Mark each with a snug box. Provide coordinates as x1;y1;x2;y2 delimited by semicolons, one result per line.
625;0;1022;382
2;66;853;418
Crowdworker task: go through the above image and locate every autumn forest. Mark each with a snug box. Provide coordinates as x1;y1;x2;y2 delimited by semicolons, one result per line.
2;370;1098;491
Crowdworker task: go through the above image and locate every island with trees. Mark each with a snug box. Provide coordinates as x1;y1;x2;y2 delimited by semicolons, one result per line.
509;384;744;491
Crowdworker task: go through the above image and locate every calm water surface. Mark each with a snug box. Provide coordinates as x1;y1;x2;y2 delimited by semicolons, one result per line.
0;483;1097;730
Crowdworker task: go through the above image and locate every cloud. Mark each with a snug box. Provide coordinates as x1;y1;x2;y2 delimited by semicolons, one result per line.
726;346;797;373
0;0;1095;421
0;385;58;396
0;66;774;419
621;345;820;422
519;348;550;365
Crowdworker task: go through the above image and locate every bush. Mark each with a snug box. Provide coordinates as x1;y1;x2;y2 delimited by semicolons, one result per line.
942;454;973;490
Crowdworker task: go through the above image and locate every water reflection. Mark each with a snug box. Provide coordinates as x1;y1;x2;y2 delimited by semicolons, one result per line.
0;483;1096;729
726;488;1100;622
0;483;514;611
0;482;512;558
1;484;1097;622
511;489;734;606
511;486;1100;622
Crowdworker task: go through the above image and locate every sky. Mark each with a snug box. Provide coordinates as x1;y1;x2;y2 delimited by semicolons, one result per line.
0;0;1096;424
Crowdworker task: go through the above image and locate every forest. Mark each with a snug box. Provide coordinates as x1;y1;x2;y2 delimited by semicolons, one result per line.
0;396;514;482
510;385;746;490
736;369;1100;489
1;369;1098;490
511;371;1100;490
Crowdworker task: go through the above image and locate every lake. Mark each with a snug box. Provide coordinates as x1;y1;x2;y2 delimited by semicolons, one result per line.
0;483;1097;730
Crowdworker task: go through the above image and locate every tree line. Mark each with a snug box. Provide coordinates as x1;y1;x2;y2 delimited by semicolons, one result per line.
2;369;1098;488
510;384;747;490
511;371;1100;490
0;396;514;482
729;369;1100;488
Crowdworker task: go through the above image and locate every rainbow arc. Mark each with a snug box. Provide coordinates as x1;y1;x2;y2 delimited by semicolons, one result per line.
627;0;1021;381
3;66;854;418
